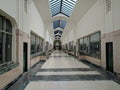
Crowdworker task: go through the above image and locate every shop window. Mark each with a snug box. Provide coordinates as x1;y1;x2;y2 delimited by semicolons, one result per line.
0;16;3;30
78;31;101;59
5;34;12;62
0;32;3;64
39;38;41;52
31;34;36;54
0;15;19;75
36;37;39;52
65;43;68;50
31;33;44;58
79;38;84;55
69;41;74;51
83;36;90;55
39;39;43;52
0;16;12;64
90;32;101;58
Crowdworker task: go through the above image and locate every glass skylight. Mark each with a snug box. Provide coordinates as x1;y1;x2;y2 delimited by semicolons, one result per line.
49;0;78;17
53;20;66;29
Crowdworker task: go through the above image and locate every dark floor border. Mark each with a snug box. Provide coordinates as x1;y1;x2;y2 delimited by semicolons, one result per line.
31;74;113;81
80;59;101;69
1;60;46;90
2;73;23;90
79;59;120;83
30;60;46;69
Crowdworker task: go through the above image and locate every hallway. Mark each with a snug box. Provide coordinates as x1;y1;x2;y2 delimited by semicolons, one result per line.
7;51;120;90
0;0;120;89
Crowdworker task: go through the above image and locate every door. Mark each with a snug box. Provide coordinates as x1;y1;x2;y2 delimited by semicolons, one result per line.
23;42;28;72
74;45;76;57
106;42;113;72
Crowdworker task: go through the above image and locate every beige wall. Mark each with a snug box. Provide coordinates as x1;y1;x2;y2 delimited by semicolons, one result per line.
0;67;22;89
79;56;101;66
30;56;47;67
101;30;120;74
16;29;30;71
62;0;120;74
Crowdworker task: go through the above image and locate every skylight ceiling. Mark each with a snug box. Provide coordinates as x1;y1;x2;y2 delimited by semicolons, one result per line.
53;20;66;29
49;0;78;17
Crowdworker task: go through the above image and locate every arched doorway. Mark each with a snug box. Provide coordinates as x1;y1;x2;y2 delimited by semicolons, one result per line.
53;40;62;50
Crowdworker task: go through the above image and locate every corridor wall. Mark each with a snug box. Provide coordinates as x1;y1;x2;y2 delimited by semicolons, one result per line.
62;0;120;75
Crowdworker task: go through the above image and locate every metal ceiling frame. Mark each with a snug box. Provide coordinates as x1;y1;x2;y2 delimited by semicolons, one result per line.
49;0;77;17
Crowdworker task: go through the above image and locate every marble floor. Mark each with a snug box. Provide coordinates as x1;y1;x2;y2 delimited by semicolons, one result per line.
6;50;120;90
25;81;120;90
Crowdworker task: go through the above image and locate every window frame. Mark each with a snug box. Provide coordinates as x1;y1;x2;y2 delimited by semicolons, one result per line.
78;31;101;59
30;32;44;58
0;16;13;65
49;0;78;17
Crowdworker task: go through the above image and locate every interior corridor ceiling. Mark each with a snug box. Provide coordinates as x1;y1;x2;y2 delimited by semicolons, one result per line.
33;0;97;41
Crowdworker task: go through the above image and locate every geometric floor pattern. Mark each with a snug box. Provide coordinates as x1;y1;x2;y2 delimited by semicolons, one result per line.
7;50;120;90
25;81;120;90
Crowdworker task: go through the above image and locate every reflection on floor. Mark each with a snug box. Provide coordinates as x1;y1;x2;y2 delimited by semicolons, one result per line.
7;50;120;90
25;81;120;90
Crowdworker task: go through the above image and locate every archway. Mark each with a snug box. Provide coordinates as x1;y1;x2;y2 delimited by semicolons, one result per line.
53;40;62;50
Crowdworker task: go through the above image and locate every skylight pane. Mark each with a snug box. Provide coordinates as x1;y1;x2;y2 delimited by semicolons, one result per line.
62;6;72;12
53;20;67;29
62;10;71;16
63;0;75;7
62;8;72;13
60;20;66;29
52;8;60;13
51;3;60;8
65;0;76;5
62;8;72;16
73;0;77;2
61;0;77;16
50;1;59;6
53;20;59;29
62;5;73;12
49;0;61;16
62;3;73;10
51;8;60;16
49;0;77;17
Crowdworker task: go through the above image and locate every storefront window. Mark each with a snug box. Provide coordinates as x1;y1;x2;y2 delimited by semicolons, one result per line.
5;34;12;62
0;17;12;64
90;32;101;58
31;33;44;57
0;16;3;30
31;34;36;54
79;38;84;54
0;32;3;64
83;36;90;55
78;31;101;59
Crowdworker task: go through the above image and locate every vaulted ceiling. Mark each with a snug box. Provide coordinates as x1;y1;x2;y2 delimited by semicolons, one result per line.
33;0;97;41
